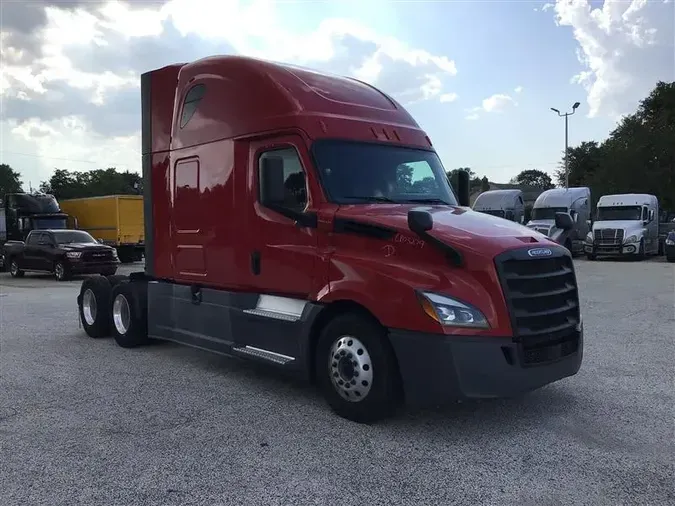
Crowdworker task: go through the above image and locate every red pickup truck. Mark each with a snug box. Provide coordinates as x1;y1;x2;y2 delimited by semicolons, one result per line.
75;55;583;423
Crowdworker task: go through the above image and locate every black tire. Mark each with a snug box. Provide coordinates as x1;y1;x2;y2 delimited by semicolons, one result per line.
77;276;113;338
8;258;24;278
117;248;134;264
110;281;149;348
315;312;402;424
54;260;70;281
667;254;675;263
105;274;127;288
102;267;118;276
586;252;596;260
636;239;645;261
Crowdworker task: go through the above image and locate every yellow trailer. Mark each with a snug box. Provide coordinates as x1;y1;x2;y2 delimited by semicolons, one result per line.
59;195;144;263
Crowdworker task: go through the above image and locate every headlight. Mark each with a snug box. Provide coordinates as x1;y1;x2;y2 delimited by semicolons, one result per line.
417;291;489;328
585;232;593;243
112;249;119;258
666;238;675;246
66;251;82;259
624;235;639;243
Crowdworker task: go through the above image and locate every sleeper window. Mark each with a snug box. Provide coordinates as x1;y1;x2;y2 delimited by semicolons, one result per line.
180;84;206;128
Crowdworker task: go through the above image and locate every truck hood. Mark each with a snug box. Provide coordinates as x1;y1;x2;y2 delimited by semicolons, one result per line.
336;204;552;257
525;219;555;236
60;243;114;252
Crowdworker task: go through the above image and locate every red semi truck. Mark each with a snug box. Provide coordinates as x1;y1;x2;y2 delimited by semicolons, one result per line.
76;55;583;423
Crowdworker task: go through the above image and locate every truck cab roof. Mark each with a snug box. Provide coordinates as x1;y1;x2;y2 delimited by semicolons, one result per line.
144;55;430;155
597;193;658;207
533;187;590;208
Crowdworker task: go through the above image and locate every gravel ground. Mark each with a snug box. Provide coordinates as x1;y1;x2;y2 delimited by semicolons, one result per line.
0;260;673;506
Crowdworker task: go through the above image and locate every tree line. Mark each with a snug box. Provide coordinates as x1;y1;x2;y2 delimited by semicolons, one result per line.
557;81;675;211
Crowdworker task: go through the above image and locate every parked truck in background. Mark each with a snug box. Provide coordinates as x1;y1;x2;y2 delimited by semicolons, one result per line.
0;192;69;270
526;187;591;256
59;195;144;263
75;55;583;423
472;189;525;223
584;193;659;260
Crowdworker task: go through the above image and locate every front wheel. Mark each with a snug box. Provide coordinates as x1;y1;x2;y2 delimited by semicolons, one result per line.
636;239;645;261
54;261;70;281
315;313;402;424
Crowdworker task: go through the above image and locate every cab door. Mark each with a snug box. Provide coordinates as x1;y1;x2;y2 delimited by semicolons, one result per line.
246;135;319;299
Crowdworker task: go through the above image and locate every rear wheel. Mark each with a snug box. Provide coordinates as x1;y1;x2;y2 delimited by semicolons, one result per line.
78;276;113;338
9;258;24;278
315;313;402;424
110;281;149;348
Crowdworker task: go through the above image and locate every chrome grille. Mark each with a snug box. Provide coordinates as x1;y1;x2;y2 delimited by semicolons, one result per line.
594;228;624;246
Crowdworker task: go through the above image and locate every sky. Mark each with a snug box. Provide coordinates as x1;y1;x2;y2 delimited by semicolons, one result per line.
1;0;674;188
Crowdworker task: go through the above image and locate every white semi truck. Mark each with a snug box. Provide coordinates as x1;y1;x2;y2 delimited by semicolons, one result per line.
584;193;659;260
526;187;591;256
472;189;525;223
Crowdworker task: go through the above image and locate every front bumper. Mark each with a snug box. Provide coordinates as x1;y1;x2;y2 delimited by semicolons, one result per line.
388;327;583;408
584;242;640;256
69;260;119;274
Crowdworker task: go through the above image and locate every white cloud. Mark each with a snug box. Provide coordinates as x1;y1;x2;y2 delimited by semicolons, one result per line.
440;92;459;103
481;93;517;112
514;86;523;94
0;0;459;184
553;0;673;119
542;3;555;12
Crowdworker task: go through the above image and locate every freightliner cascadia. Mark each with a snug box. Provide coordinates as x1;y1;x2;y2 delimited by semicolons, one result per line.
76;55;583;423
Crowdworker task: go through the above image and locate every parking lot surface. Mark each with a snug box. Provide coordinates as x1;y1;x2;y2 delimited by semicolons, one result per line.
1;260;673;506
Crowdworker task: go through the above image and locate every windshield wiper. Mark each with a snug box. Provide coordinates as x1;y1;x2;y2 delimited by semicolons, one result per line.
343;195;397;203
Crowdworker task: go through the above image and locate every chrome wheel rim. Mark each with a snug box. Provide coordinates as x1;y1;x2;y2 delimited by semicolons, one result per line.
55;263;64;280
329;335;373;402
82;289;97;326
10;261;18;276
112;293;131;335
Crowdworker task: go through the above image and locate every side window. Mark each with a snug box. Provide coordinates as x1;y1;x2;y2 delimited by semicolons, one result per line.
642;207;648;221
174;159;200;231
259;148;308;213
27;233;41;245
396;162;437;194
517;196;524;205
180;84;206;129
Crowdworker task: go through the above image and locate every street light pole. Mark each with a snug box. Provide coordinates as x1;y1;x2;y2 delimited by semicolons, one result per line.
551;102;580;189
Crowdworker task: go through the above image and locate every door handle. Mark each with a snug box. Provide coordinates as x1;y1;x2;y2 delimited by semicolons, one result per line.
251;251;261;275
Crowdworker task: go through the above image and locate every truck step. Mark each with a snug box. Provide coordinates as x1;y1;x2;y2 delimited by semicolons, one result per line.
231;345;295;365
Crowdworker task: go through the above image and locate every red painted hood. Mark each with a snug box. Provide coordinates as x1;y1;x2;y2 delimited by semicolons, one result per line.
336;204;553;258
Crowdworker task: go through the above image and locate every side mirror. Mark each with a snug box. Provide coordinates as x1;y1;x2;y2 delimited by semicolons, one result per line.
586;219;591;228
408;209;433;234
555;212;574;231
456;170;470;207
259;156;286;206
649;210;654;222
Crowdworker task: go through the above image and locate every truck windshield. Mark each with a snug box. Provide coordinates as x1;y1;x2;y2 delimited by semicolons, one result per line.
597;206;642;221
52;230;97;244
531;207;568;221
32;218;67;229
311;140;458;205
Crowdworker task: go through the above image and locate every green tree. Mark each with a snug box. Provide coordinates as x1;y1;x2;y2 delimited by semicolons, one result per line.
511;169;554;189
0;163;23;197
480;176;490;192
40;167;142;200
556;80;675;211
